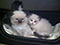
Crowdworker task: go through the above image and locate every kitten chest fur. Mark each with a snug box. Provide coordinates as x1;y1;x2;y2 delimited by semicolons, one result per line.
12;23;33;36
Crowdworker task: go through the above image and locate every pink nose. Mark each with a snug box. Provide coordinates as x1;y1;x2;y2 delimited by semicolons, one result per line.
32;23;33;24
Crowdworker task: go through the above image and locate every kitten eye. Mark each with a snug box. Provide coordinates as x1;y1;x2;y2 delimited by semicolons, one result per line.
22;18;24;20
31;19;32;21
34;21;36;22
16;18;18;20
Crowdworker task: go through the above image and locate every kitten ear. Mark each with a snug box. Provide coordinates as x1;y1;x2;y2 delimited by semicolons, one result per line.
25;11;29;17
38;16;42;21
24;11;32;18
27;13;32;18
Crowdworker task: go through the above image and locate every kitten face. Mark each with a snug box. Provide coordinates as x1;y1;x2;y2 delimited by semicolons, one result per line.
29;14;40;25
11;11;27;25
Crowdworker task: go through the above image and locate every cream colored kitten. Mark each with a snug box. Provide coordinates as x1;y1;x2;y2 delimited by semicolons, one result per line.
28;14;53;38
10;11;33;37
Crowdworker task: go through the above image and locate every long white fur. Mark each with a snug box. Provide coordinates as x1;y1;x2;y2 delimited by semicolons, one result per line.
11;11;33;37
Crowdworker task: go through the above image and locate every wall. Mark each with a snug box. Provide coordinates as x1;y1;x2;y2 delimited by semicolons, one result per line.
0;0;22;9
0;0;60;11
23;0;60;11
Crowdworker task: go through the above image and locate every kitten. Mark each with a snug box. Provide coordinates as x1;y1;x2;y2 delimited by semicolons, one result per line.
10;11;33;37
28;14;53;38
11;0;23;11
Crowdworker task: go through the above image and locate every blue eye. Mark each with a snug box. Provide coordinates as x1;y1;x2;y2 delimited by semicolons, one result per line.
16;18;18;20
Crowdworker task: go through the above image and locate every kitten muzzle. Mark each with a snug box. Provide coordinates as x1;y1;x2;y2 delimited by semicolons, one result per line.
18;20;22;23
32;23;34;24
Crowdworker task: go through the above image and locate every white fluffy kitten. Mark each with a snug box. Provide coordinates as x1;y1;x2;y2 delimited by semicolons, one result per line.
28;14;53;37
11;11;33;37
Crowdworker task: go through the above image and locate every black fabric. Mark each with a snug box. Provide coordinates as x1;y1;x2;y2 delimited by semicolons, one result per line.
34;32;50;38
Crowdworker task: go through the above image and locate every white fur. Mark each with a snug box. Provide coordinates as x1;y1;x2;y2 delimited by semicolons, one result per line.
11;11;33;37
12;23;33;37
13;11;26;17
29;14;53;36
